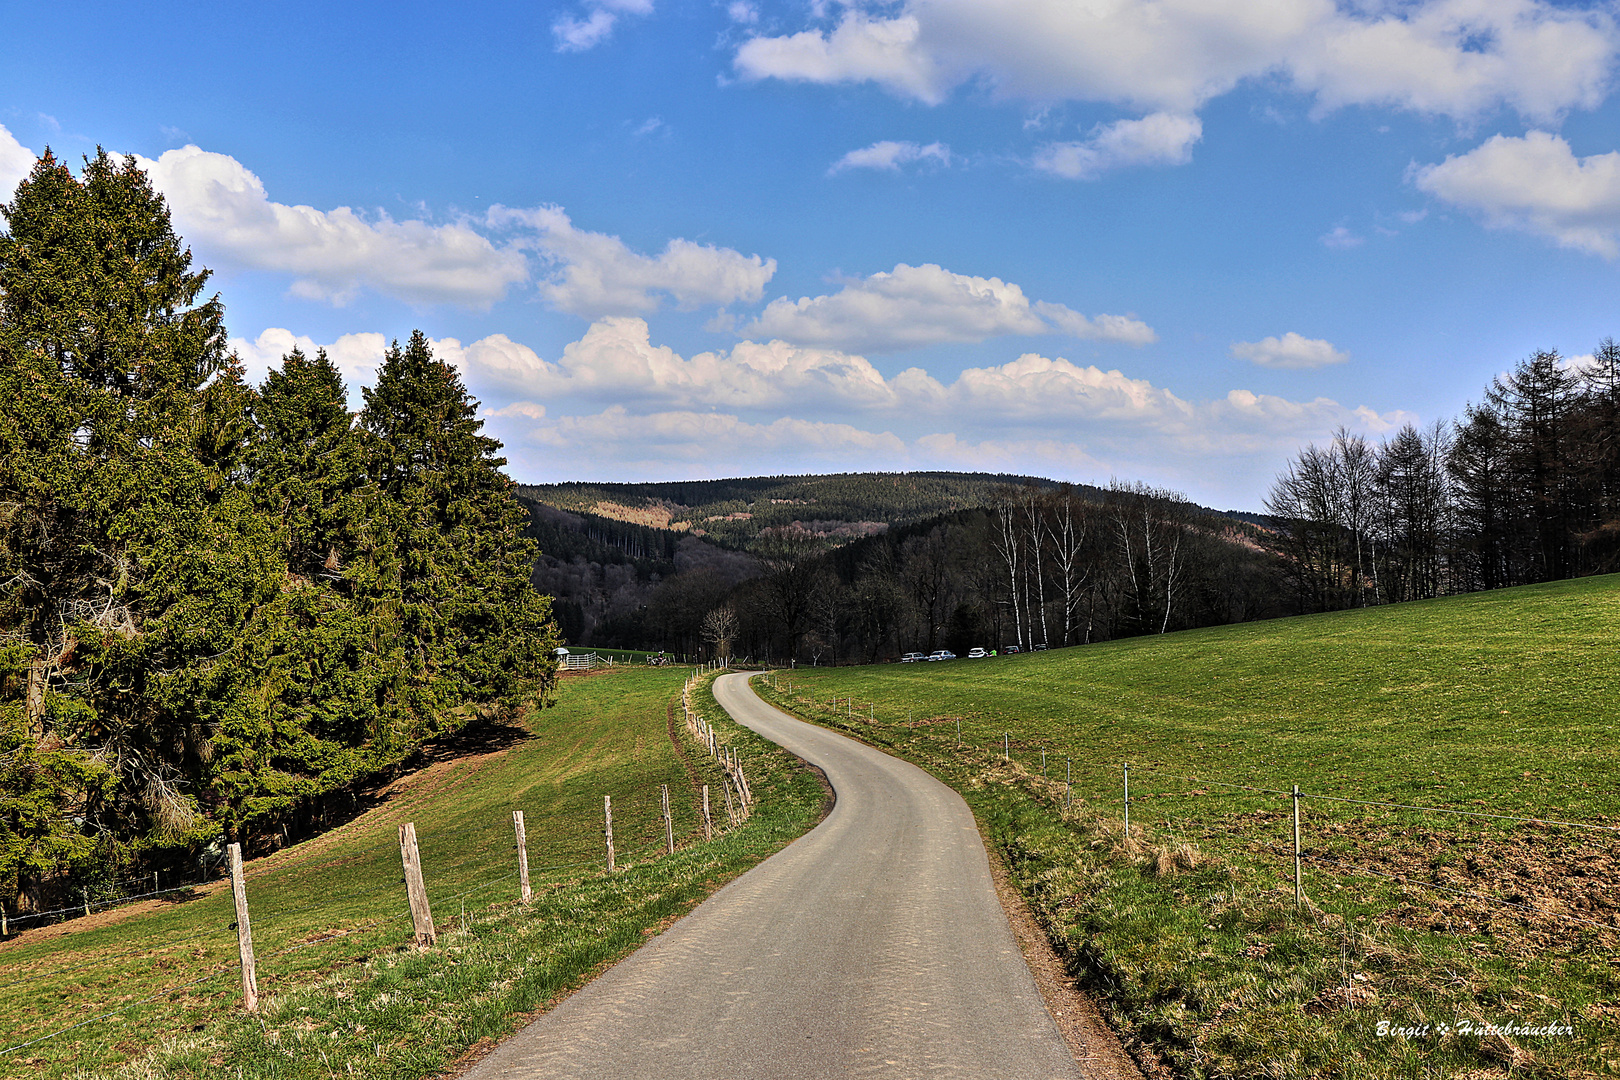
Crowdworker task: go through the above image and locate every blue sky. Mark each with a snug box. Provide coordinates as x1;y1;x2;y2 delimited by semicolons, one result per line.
4;1;1618;510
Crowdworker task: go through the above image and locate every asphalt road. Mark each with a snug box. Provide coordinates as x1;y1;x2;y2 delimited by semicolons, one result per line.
462;671;1085;1080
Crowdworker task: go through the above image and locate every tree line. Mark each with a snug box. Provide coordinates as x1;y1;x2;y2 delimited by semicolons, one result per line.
598;483;1288;663
0;152;557;912
1265;341;1620;609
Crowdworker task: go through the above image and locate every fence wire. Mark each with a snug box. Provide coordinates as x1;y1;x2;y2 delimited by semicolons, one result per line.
0;675;745;1061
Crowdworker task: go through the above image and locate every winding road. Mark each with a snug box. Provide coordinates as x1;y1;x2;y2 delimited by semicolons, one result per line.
462;671;1086;1079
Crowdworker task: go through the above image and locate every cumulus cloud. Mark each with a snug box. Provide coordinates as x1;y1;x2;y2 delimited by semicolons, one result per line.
488;205;776;318
439;317;902;410
734;0;1618;122
230;328;392;401
1230;332;1350;369
514;406;910;466
740;263;1156;353
140;146;528;308
0;124;34;200
1412;130;1620;258
136;144;771;315
553;0;653;52
734;13;945;103
828;140;951;174
242;319;1411;503
1032;113;1202;180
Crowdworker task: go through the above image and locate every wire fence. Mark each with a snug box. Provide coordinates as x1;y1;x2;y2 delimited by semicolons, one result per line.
0;669;760;1063
779;683;1620;953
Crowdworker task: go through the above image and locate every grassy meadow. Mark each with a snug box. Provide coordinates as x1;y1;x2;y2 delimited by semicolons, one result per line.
759;574;1620;1079
0;667;825;1079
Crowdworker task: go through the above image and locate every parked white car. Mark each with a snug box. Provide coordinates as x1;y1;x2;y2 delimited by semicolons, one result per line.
927;650;956;661
900;652;926;663
967;647;988;658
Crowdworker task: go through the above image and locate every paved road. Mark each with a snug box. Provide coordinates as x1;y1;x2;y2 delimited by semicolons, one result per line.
463;672;1084;1080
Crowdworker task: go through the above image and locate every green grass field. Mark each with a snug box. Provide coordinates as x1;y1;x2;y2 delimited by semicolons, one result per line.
0;667;825;1079
761;575;1620;1079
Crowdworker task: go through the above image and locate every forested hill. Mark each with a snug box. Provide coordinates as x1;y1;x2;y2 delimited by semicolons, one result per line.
517;472;1102;551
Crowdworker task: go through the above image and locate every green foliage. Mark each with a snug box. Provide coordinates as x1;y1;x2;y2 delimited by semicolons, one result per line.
0;152;558;906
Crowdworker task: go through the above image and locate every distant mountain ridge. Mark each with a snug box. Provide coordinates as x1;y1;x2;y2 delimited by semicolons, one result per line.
516;471;1101;552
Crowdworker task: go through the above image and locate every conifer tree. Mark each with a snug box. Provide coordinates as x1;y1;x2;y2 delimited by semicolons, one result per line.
359;332;556;749
0;150;272;895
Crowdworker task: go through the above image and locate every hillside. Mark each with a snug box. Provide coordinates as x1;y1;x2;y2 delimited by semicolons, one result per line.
519;471;1286;655
761;575;1620;1078
517;471;1091;551
0;669;826;1079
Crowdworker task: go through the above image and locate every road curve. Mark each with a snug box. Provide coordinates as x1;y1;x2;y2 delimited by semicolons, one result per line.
462;671;1084;1080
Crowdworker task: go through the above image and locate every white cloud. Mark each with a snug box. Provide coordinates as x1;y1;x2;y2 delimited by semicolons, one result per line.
439;317;902;410
1288;0;1616;122
734;1;1618;122
0;124;36;200
140;146;528;308
740;262;1155;353
829;140;951;174
727;1;758;26
1320;225;1364;248
488;204;776;318
1033;303;1160;347
734;13;945;104
1230;332;1350;369
553;0;653;52
514;406;910;466
230;328;392;402
1412;130;1620;258
242;319;1411;505
1032;113;1202;180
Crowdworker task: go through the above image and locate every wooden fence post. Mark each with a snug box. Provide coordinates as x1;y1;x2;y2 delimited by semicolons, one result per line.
604;795;616;871
1004;733;1009;760
1065;758;1072;810
722;776;738;827
228;843;259;1013
513;810;532;903
662;785;675;855
398;822;436;947
702;784;712;840
1123;763;1131;835
1293;784;1303;910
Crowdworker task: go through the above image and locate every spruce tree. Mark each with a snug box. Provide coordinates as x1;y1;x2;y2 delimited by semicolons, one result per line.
359;331;556;750
0;151;275;897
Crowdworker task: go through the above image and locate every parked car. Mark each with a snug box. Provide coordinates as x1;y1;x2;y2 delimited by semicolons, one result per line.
967;647;988;659
900;652;926;663
1004;645;1021;654
927;650;956;661
1032;643;1048;651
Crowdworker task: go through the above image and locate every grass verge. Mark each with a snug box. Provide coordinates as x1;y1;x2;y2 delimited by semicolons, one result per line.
755;576;1620;1079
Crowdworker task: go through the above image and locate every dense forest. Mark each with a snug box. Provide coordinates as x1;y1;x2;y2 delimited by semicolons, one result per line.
519;472;1107;548
0;152;557;912
560;482;1289;662
1266;342;1620;608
